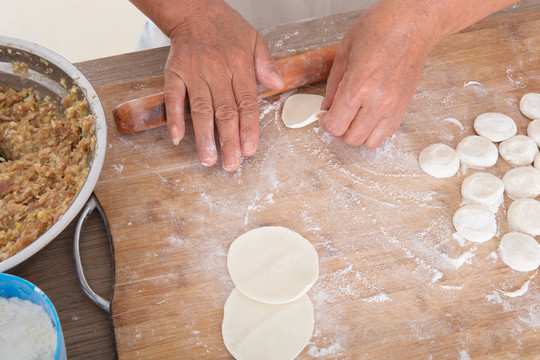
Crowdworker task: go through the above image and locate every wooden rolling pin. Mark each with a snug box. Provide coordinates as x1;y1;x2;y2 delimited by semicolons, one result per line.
112;44;337;133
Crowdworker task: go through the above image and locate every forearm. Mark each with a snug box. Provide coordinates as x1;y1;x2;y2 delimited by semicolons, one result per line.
130;0;228;36
368;0;520;50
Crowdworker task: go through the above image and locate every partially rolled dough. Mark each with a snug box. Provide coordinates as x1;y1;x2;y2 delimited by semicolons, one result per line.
456;135;498;169
281;94;325;128
498;135;539;167
452;204;497;243
473;112;516;142
528;119;540;147
461;172;504;212
419;143;460;178
502;166;540;199
507;198;540;237
519;92;540;120
499;232;540;272
222;288;314;360
227;226;319;304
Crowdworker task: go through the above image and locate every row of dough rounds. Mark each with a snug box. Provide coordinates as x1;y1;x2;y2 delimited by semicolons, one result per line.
223;226;319;360
419;93;540;273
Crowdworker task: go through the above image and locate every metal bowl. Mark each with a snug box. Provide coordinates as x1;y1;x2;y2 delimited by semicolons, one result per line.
0;36;107;272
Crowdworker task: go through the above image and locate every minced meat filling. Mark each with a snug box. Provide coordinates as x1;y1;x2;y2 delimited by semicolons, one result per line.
0;85;96;261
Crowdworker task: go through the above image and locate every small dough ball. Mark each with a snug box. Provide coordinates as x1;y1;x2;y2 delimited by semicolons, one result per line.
227;226;319;304
456;135;498;169
535;152;540;170
419;143;460;178
473;112;517;142
222;288;314;360
499;232;540;272
461;172;504;212
519;93;540;120
452;204;497;243
507;198;540;237
499;135;539;167
281;94;325;128
528;119;540;146
502;166;540;199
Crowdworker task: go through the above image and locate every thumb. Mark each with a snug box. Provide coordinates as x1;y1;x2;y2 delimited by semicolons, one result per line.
253;34;284;90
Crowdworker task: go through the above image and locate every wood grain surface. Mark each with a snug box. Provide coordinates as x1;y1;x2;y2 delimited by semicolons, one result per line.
88;8;540;360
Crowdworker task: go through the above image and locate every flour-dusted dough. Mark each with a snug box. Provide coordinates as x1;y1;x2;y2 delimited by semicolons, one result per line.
222;288;314;360
535;152;540;170
452;204;497;243
507;198;540;237
281;94;325;128
456;135;498;169
461;172;504;212
473;112;517;142
519;92;540;120
499;232;540;272
502;166;540;199
499;135;539;166
227;226;319;304
528;119;540;146
419;143;460;178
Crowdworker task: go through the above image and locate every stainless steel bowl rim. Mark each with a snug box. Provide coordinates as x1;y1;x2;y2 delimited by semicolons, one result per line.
0;36;107;272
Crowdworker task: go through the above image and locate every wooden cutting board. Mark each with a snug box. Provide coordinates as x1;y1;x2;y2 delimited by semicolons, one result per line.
90;9;539;359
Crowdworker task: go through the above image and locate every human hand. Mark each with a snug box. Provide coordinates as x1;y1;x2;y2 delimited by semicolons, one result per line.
320;1;436;148
160;1;284;171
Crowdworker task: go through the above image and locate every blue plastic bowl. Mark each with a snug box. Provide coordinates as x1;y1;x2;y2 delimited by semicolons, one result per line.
0;273;66;360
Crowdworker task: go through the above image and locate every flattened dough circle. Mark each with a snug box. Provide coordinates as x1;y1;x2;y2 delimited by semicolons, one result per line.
461;172;504;212
452;204;497;243
227;226;319;304
519;92;540;120
456;135;498;169
473;112;516;142
499;135;539;167
419;143;460;178
222;288;314;360
528;119;540;147
507;198;540;237
281;94;325;128
499;232;540;272
502;166;540;199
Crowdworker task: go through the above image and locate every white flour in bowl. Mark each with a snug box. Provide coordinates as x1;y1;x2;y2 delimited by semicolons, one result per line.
0;296;57;360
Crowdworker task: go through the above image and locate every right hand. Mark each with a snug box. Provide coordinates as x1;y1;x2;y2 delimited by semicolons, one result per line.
161;1;284;171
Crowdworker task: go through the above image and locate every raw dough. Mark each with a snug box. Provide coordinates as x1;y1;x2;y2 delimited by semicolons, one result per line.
507;198;540;237
535;152;540;170
498;135;539;166
461;172;504;212
519;92;540;120
528;119;540;146
418;143;460;178
502;166;540;199
222;288;314;360
456;135;498;169
281;94;325;128
473;112;517;142
498;232;540;272
452;204;497;243
227;226;319;304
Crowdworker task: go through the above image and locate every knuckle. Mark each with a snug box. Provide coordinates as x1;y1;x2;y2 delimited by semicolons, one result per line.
190;97;213;118
214;104;239;122
236;92;259;114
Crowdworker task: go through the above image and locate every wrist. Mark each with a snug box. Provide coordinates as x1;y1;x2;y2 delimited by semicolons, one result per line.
130;0;229;36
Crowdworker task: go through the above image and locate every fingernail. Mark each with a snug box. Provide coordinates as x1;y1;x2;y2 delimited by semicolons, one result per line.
272;71;285;88
170;125;181;145
243;140;256;156
223;152;240;171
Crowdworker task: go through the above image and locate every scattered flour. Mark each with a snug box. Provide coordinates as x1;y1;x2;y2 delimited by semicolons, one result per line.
307;343;342;358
